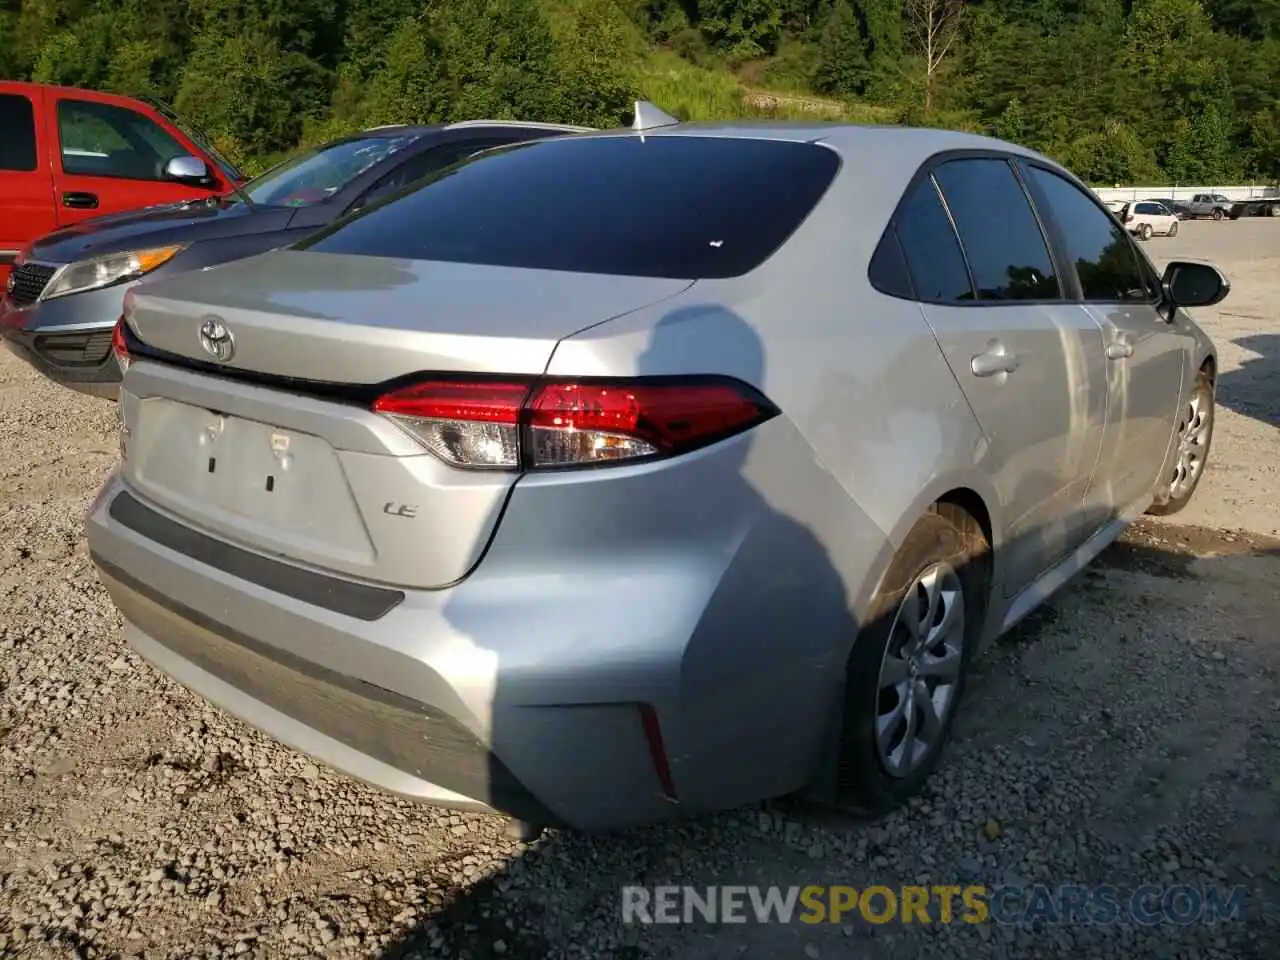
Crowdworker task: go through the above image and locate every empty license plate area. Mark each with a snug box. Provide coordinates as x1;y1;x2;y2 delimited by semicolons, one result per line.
126;397;375;566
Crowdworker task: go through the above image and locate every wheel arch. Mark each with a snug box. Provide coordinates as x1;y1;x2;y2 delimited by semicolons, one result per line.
1199;353;1217;383
808;480;999;809
857;475;1003;637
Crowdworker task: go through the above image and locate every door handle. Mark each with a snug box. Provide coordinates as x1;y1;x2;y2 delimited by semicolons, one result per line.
1106;341;1133;360
971;345;1020;378
62;192;99;209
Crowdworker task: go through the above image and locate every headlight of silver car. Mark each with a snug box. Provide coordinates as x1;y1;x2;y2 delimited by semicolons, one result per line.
41;245;186;301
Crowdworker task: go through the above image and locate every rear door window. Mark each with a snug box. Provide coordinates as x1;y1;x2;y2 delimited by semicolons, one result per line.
0;94;38;171
1022;165;1157;303
299;136;842;279
931;158;1061;301
884;176;973;302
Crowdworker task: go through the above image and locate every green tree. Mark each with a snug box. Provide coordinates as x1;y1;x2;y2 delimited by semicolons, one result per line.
696;0;784;60
173;31;331;159
431;0;562;121
854;0;903;97
814;0;869;96
549;0;638;128
992;96;1027;144
360;17;451;126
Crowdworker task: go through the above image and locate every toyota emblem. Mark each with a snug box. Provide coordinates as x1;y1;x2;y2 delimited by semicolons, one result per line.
199;316;235;363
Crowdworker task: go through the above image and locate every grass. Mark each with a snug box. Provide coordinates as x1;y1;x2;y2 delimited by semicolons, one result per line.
635;50;899;125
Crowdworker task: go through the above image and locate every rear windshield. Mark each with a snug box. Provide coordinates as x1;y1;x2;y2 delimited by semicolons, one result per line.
295;135;842;279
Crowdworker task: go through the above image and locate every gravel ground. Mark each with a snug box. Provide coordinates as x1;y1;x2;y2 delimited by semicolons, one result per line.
1;218;1278;960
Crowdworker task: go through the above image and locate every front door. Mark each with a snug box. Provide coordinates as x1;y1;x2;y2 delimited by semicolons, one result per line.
1018;164;1190;520
50;96;221;227
0;89;56;288
1085;299;1188;514
895;157;1109;595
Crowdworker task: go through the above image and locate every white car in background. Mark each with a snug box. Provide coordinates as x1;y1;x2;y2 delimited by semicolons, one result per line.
1118;200;1179;240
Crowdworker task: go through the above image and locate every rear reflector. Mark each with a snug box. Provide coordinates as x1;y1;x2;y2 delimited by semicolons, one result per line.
373;376;777;471
638;703;678;801
111;317;131;375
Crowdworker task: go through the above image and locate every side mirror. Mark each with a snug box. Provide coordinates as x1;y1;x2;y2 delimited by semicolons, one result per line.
1161;260;1230;309
164;154;211;185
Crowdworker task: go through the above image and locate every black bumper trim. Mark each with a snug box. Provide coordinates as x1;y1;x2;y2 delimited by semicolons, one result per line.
1;325;122;389
91;552;565;827
108;490;405;622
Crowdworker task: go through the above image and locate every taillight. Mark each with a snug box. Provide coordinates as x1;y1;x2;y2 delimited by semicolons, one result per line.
373;376;777;471
111;317;131;375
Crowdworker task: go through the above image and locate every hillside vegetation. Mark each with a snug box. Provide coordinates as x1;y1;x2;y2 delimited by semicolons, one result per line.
0;0;1277;184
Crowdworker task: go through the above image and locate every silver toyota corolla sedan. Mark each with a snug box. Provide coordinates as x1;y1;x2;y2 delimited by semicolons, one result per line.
86;104;1228;834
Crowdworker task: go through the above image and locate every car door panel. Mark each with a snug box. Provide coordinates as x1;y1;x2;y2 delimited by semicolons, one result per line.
51;96;219;228
894;158;1108;595
924;301;1108;580
1019;164;1191;521
0;89;56;288
1084;302;1188;513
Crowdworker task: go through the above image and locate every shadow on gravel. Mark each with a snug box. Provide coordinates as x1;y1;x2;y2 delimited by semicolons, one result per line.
372;526;1280;960
371;348;1280;960
1219;333;1279;429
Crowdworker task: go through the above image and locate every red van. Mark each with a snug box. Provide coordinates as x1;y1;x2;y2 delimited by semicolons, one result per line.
0;81;244;287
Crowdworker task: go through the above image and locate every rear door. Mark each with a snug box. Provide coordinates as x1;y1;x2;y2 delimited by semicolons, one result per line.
902;155;1109;593
50;94;221;226
0;88;55;287
1020;164;1189;517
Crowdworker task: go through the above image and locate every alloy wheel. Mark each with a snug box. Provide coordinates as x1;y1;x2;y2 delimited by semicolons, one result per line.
875;562;965;779
1169;389;1212;500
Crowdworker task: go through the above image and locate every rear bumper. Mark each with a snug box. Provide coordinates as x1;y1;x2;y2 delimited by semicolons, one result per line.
87;481;672;830
0;283;130;398
87;432;869;829
93;550;564;824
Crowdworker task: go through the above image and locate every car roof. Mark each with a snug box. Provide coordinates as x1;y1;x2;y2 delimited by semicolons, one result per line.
562;120;1054;170
356;120;596;138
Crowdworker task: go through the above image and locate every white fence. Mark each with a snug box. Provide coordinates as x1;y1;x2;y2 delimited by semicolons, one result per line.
1092;184;1279;202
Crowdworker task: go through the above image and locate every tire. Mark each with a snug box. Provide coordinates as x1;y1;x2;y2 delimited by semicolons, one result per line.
835;505;990;816
1147;369;1215;517
1139;223;1153;241
1269;204;1280;218
1167;220;1178;237
1212;207;1224;221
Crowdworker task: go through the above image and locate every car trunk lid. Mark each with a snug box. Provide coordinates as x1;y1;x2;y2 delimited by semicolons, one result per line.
126;249;694;380
118;250;693;590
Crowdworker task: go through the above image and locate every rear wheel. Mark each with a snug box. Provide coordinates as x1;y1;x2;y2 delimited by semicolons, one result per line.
835;506;989;816
1148;370;1215;516
1269;204;1280;218
1139;223;1153;240
1167;220;1178;237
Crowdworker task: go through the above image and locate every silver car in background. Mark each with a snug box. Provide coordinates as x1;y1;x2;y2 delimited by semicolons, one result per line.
86;104;1227;833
